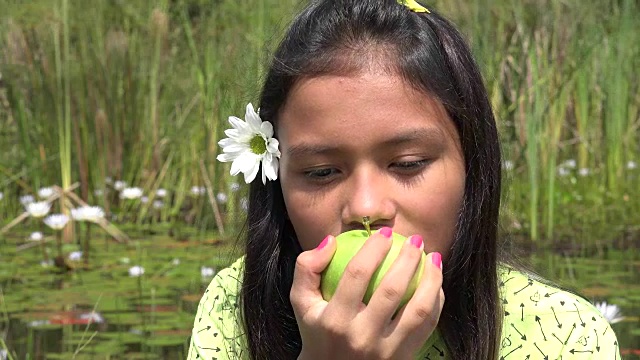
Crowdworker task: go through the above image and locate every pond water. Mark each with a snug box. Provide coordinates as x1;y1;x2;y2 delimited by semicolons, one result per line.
0;231;638;359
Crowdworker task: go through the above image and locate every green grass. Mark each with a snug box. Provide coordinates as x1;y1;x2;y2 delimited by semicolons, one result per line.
0;0;638;244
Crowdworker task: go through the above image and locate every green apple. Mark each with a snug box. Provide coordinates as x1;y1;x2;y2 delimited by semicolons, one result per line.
320;230;426;311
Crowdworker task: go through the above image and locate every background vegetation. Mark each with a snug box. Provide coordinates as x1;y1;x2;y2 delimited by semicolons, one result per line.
0;0;638;358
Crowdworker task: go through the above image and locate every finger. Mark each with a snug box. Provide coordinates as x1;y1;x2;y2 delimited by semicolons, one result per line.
385;252;444;345
364;234;424;331
290;235;337;319
328;227;393;315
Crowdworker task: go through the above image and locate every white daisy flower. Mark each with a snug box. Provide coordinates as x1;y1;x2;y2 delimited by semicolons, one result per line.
68;251;83;261
120;187;143;199
71;206;105;223
594;301;624;324
44;214;70;230
20;195;35;206
201;266;215;278
29;232;44;241
128;265;145;277
37;187;56;199
113;180;127;191
216;192;228;204
156;188;167;198
26;201;51;218
217;103;281;184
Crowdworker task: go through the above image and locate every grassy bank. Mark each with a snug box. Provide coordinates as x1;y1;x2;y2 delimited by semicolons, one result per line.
0;0;638;248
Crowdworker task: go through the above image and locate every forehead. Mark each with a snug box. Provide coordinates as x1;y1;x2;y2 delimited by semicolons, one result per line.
277;72;459;149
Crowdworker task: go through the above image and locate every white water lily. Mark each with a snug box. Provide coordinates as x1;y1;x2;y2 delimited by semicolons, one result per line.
120;187;143;199
26;201;51;218
113;180;127;191
229;182;240;192
594;301;624;324
217;103;281;184
627;161;637;170
216;192;228;204
190;186;206;196
37;187;56;199
156;188;167;198
44;214;70;230
201;266;215;278
68;251;83;261
152;200;164;209
71;206;105;223
128;265;145;277
20;194;35;206
29;232;44;241
578;168;590;177
562;159;577;169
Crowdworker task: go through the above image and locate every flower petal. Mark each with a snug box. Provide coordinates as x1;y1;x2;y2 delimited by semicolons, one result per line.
244;160;260;184
230;152;254;176
228;116;248;131
263;154;279;181
260;121;273;138
245;103;262;131
267;138;280;157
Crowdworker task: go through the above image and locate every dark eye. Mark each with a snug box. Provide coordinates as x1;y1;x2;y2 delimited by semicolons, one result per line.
391;159;430;172
304;168;339;180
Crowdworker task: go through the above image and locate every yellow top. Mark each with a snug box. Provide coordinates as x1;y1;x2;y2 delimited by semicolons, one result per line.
188;257;621;359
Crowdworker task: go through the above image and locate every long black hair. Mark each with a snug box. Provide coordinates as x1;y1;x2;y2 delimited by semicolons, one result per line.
240;0;502;358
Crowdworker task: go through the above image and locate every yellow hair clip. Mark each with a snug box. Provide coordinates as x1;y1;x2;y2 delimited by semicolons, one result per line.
397;0;431;13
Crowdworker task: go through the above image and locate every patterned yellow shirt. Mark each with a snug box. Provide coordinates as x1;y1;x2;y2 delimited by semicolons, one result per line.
188;257;621;359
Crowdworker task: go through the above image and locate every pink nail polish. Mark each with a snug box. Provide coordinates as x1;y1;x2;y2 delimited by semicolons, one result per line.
409;235;423;249
378;227;392;238
432;252;442;270
316;235;330;250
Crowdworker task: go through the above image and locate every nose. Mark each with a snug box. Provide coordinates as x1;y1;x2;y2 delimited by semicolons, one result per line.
341;167;396;230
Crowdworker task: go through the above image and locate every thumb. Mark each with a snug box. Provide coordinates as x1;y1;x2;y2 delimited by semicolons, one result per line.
290;235;336;316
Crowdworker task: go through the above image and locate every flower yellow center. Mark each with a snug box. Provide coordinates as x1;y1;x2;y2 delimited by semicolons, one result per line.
249;134;267;155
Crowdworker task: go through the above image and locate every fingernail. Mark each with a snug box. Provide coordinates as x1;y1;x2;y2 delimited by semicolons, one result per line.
378;227;392;238
316;235;330;250
432;252;442;270
408;235;423;249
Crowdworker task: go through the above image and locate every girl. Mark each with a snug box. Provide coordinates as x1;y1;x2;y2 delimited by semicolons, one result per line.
189;0;620;358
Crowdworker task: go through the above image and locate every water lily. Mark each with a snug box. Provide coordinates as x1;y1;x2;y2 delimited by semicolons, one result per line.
594;301;624;324
20;194;35;206
71;206;105;223
29;232;44;241
113;180;127;191
37;187;56;199
578;168;590;177
156;188;167;198
217;103;281;184
503;160;514;171
230;182;240;192
43;214;70;230
68;251;83;261
26;201;51;218
557;167;570;177
152;200;164;209
128;265;145;277
627;161;637;170
190;186;206;196
79;311;105;324
201;266;215;278
561;159;577;169
120;187;143;199
216;192;228;204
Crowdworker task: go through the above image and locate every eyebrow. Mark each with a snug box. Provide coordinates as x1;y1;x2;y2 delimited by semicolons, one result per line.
286;127;446;158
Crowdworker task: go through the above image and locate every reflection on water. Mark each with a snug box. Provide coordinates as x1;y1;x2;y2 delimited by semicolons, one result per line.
524;248;640;358
1;234;638;358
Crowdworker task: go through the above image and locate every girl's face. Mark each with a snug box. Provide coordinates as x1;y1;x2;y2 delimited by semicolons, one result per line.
278;71;465;257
